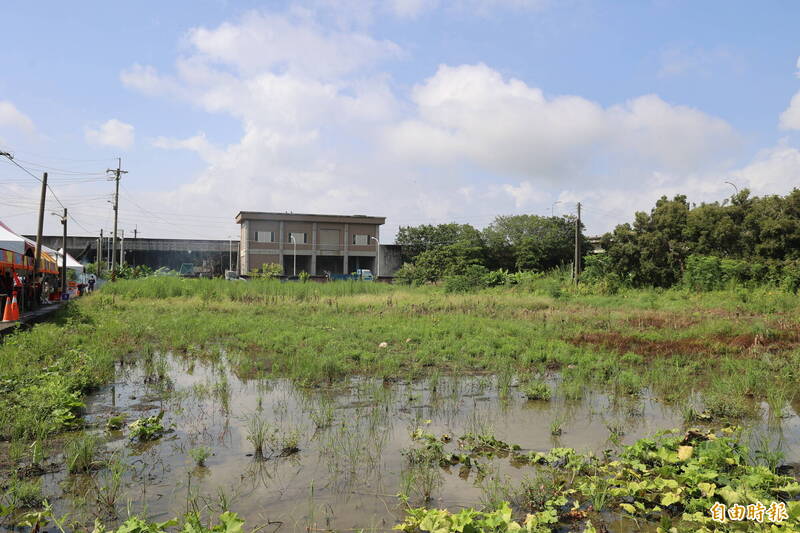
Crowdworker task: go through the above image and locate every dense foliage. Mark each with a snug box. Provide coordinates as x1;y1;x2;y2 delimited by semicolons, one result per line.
395;215;585;285
599;189;800;288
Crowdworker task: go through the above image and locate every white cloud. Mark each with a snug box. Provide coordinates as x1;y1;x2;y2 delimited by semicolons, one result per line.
152;133;223;162
311;0;549;21
119;7;795;240
390;0;431;18
120;64;180;96
657;44;743;78
498;180;548;208
0;101;35;134
776;56;800;130
385;64;739;181
85;119;135;149
185;10;401;78
733;142;800;193
780;91;800;130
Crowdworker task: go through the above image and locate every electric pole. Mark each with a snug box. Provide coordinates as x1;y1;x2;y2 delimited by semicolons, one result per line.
98;229;103;275
133;226;137;267
574;202;581;284
106;158;128;279
33;172;48;303
60;209;67;295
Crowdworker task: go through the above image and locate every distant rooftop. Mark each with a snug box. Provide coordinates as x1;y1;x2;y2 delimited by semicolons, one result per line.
235;211;385;224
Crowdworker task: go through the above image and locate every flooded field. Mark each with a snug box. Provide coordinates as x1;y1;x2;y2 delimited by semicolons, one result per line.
4;280;800;530
14;351;800;531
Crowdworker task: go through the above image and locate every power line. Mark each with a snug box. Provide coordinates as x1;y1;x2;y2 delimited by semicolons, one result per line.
0;150;100;235
0;152;66;210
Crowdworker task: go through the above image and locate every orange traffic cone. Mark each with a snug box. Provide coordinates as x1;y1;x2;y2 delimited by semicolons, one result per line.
9;291;20;321
1;296;12;322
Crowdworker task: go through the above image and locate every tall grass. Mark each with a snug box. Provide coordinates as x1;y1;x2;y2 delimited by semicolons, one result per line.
101;276;395;302
1;276;798;444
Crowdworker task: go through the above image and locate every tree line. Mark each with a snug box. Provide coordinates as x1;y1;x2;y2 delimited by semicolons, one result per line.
393;188;800;291
592;188;800;290
393;214;589;286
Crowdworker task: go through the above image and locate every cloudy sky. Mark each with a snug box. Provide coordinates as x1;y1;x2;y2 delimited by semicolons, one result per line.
1;1;799;240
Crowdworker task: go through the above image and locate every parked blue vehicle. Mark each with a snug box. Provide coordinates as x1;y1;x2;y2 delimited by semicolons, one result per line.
328;269;374;281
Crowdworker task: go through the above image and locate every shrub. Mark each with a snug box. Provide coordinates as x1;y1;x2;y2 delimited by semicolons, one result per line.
683;255;722;291
782;260;800;294
483;268;510;287
394;263;424;285
250;262;283;279
443;265;489;293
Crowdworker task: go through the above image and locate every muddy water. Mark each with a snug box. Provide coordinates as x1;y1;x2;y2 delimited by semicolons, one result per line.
35;354;800;531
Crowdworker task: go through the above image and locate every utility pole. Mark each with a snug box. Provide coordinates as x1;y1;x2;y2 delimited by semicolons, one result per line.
60;209;67;295
107;158;128;279
98;229;103;275
574;202;581;284
33;172;48;304
133;226;137;267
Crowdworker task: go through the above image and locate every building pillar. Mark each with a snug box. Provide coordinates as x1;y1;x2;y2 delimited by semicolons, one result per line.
242;221;249;273
374;224;380;276
278;221;285;275
343;223;349;274
311;222;318;275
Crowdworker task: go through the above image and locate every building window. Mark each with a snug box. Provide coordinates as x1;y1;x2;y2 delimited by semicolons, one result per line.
254;231;274;243
353;234;369;245
289;232;307;244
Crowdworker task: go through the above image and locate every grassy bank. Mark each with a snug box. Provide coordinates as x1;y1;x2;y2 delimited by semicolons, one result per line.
2;276;800;441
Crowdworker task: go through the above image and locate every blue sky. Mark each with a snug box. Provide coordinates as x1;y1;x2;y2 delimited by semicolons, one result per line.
1;0;799;240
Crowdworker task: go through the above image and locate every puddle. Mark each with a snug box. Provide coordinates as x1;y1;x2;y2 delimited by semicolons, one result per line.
20;354;800;531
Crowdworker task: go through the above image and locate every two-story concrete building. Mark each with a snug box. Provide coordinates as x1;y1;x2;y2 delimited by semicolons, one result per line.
235;211;386;276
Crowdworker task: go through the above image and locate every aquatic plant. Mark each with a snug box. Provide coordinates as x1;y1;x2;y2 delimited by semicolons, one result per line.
522;380;551;401
94;452;126;513
549;416;563;436
245;414;273;459
128;412;165;441
189;446;213;467
3;477;43;509
65;433;100;473
395;503;562;533
106;415;125;431
309;402;334;429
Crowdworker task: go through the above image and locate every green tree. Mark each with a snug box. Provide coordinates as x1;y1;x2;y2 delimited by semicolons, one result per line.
482;214;583;272
395;223;485;263
601;189;800;288
602;195;690;287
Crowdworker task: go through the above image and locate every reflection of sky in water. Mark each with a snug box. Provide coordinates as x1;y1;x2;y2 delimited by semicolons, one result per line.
39;354;800;531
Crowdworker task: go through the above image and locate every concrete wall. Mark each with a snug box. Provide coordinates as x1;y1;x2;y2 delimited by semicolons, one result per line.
378;244;403;278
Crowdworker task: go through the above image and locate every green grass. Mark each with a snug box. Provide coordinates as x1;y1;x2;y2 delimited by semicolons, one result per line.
522;379;552;401
0;276;799;530
1;276;799;444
